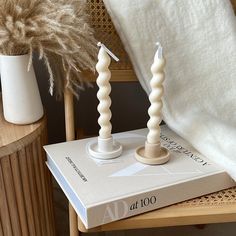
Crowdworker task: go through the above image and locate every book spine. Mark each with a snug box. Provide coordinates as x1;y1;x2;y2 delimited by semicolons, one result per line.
86;171;235;229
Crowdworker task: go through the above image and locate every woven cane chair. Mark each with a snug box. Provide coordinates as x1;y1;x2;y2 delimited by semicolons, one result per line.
63;1;236;235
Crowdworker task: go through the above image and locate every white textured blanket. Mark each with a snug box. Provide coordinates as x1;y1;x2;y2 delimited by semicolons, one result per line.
103;0;236;179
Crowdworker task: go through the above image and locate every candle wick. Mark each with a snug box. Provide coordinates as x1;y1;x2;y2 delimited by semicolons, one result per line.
156;42;163;59
97;42;119;62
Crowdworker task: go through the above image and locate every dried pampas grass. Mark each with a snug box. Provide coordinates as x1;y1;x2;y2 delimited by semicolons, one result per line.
0;0;98;97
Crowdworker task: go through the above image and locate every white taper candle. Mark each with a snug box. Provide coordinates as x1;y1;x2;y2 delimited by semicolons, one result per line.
147;43;165;144
88;43;122;159
96;46;112;139
135;43;169;165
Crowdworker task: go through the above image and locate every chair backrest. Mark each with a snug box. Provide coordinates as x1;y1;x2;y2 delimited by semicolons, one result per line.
65;2;236;234
64;0;236;141
84;0;236;82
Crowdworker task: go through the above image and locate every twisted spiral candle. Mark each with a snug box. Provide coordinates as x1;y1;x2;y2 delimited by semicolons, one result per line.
96;47;112;139
135;43;169;165
88;42;122;159
147;48;165;144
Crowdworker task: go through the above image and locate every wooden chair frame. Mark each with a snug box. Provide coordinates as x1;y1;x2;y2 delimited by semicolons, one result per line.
64;1;236;235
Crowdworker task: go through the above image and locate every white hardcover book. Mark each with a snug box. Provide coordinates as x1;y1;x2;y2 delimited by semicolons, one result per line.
44;126;235;229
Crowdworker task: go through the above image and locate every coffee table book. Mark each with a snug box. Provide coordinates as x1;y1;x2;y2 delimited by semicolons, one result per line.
44;126;235;229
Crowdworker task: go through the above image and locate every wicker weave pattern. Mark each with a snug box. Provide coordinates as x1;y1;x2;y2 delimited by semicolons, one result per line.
178;187;236;206
87;0;133;70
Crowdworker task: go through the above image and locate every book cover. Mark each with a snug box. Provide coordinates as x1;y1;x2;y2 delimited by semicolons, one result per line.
44;126;235;229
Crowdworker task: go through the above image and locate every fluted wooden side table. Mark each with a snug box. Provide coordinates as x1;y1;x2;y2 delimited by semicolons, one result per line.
0;99;55;236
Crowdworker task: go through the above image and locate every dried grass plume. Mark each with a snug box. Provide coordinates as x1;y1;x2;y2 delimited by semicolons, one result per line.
0;0;98;97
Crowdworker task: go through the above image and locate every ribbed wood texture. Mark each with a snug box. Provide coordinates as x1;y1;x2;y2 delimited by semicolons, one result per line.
0;100;55;236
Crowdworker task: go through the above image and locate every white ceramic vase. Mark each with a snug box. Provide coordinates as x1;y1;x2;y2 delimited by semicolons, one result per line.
0;54;44;124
